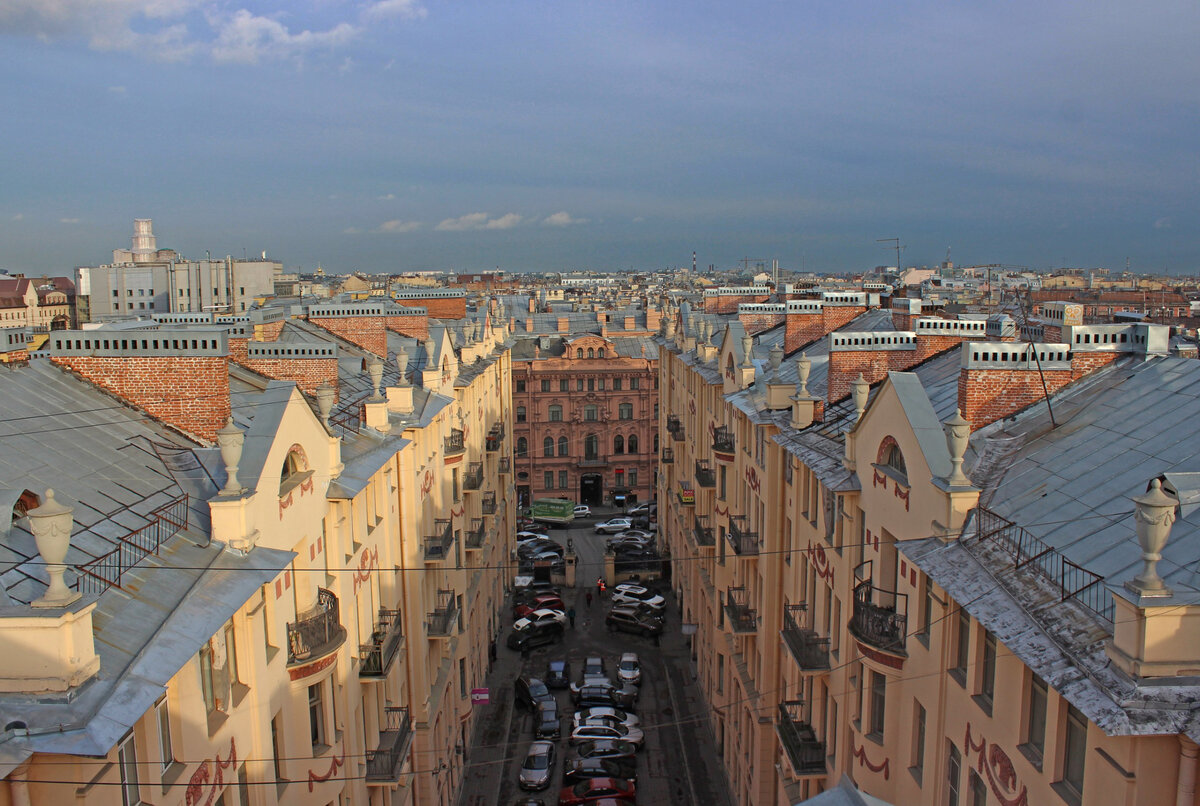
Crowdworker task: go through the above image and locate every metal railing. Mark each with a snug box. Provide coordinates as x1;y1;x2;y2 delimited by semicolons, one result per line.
580;455;608;467
672;426;685;442
713;425;735;453
498;457;511;474
423;519;454;560
464;462;484;490
287;588;346;665
425;589;458;637
695;459;715;488
724;587;758;632
973;506;1113;622
666;414;681;433
727;516;759;556
660;447;674;464
466;517;486;549
360;608;404;678
486;422;504;452
849;580;907;656
481;491;497;515
776;701;826;777
692;515;715;547
444;428;465;455
782;604;830;672
74;492;189;596
365;707;414;783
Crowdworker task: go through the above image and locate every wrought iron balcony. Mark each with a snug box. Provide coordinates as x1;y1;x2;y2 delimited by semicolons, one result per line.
724;586;758;633
423;519;454;561
782;604;830;672
365;707;414;783
692;515;715;547
464;462;484;490
666;414;681;433
287;588;346;667
849;580;907;656
712;425;735;454
726;516;759;556
776;701;826;777
360;608;404;679
481;491;497;515
466;517;486;549
444;428;465;456
695;459;715;488
671;425;685;442
498;457;511;474
676;481;695;506
486;422;504;452
579;454;609;467
660;447;674;464
425;589;458;638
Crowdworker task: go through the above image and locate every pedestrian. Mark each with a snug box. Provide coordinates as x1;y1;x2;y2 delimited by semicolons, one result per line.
586;591;593;608
596;578;605;598
568;607;576;628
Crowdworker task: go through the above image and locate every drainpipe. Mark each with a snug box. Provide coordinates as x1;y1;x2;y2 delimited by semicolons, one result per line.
1178;735;1197;806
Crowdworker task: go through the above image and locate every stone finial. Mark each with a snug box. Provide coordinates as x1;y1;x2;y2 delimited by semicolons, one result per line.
942;408;971;486
216;417;246;496
851;373;869;421
665;317;676;340
368;356;385;401
425;338;437;361
1126;479;1178;598
28;490;81;608
394;346;411;387
768;344;783;379
796;353;812;397
741;334;754;367
315;383;336;426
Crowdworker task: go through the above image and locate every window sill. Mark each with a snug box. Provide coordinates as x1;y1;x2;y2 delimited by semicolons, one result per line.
972;694;994;717
1051;780;1083;806
948;668;967;687
866;730;884;746
279;469;315;498
231;682;251;708
1017;743;1044;773
915;633;930;649
908;765;923;787
206;708;228;738
161;760;187;790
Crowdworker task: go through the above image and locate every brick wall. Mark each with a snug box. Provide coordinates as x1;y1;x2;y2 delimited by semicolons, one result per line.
243;357;338;395
892;312;912;330
739;311;785;335
826;334;966;404
784;306;867;354
255;321;285;342
1070;352;1118;379
705;294;770;314
51;355;230;442
308;316;387;357
958;368;1074;430
408;296;466;319
385;314;429;340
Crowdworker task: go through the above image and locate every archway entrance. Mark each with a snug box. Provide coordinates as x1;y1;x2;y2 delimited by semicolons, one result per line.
579;473;603;506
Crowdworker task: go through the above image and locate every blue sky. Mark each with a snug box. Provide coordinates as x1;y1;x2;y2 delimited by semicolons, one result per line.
2;1;1198;274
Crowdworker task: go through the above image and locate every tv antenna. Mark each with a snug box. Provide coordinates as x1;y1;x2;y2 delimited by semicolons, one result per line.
877;237;904;272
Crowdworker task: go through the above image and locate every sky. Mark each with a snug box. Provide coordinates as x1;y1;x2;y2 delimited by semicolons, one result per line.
1;1;1199;275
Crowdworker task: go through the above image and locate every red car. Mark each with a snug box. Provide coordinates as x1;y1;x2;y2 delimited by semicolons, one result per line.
556;777;636;805
513;595;565;619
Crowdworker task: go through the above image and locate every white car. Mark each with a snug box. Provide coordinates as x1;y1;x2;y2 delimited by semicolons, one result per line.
617;652;642;686
595;518;633;534
517;531;549;543
611;584;666;610
526;608;569;628
573;707;640;729
570;674;613;695
569;721;645;749
573;505;591;518
615;529;655;541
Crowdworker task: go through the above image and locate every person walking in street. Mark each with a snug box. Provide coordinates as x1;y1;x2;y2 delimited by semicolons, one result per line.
568;606;576;628
585;591;593;608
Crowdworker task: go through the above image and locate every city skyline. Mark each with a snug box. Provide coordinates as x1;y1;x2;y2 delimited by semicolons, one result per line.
2;1;1198;274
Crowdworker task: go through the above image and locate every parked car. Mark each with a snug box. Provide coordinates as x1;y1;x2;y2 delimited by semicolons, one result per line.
514;586;561;607
518;740;556;791
557;777;637;805
572;707;640;730
508;621;565;652
573;505;591;518
594;518;633;534
605;534;653;551
514;608;567;631
630;516;657;531
517;531;550;543
561;756;638;787
582;656;606;678
571;740;638;761
511;799;546;806
534;700;561;739
546;659;572;689
627;503;652;516
514;595;566;619
614;529;655;542
570;721;645;749
572;682;638;711
617;653;641;686
515;676;555;711
610;585;666;610
606;607;664;638
613;548;660;565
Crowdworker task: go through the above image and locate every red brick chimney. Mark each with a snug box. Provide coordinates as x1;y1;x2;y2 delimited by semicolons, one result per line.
307;302;388;357
623;316;636;331
384;306;430;340
957;342;1074;430
244;342;339;396
891;297;922;330
557;317;569;334
738;303;786;335
48;329;231;443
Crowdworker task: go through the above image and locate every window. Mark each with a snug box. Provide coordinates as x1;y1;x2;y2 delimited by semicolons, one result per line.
716;654;724;693
630;377;639;389
516;380;526;393
947;741;962;806
459;657;468;699
585;405;597;421
558;470;568;489
200;644;216;712
653;433;659;452
598;348;605;358
558;436;569;456
577;378;584;391
613;378;622;390
584;434;599;460
884;441;906;477
541;379;550;393
544;471;553;489
119;733;140;806
587;347;594;358
516;406;526;423
157;699;174;772
719;464;727;499
577;348;584;358
549;404;563;421
597;378;605;390
614;435;624;454
1060;704;1087;801
543;437;554;457
869;671;886;738
517;437;528;457
1024;673;1047;762
452;467;460;502
588;378;595;391
911;701;926;783
308;684;326;747
969;770;987;806
627;434;638;454
271;711;285;788
979;631;997;709
619;403;633;420
919;578;933;645
628;469;637;487
951;607;970;683
559;378;569;392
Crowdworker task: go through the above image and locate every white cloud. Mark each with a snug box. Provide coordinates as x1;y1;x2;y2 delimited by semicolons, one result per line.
60;217;80;224
435;212;524;231
209;10;357;65
342;227;363;235
12;214;23;221
108;85;128;95
364;0;427;21
374;219;421;234
486;213;523;230
541;211;587;227
1154;216;1173;230
377;193;396;200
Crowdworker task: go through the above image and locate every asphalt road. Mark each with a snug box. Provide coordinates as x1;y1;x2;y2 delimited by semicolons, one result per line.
456;508;733;806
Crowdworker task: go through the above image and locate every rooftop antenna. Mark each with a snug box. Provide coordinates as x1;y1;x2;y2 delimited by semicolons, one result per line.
1013;287;1056;427
877;237;903;273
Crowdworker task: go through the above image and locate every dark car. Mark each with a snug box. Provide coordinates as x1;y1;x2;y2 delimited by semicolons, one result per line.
508;621;565;653
606;607;664;637
571;740;638;761
572;684;618;709
534;700;561;739
562;757;638;787
515;676;555;711
614;548;659;563
546;659;572;689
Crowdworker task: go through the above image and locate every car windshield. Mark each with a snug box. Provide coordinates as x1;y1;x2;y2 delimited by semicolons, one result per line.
523;753;550;770
619;660;636;671
529;681;548;697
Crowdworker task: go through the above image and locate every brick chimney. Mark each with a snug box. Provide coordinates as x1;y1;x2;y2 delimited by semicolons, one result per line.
646;308;662;332
957;342;1074;429
557;317;569;334
307;302;388;357
48;329;231;442
891;297;922;330
528;296;536;313
623;316;636;331
525;317;534;332
738;303;786;335
384;306;430;340
244;342;339;395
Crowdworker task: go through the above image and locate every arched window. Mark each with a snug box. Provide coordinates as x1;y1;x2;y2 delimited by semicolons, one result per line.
549;404;562;422
585;405;598;421
614;435;624;454
586;347;593;358
619;403;633;420
627;434;638;454
598;348;605;358
517;437;528;457
280;445;310;495
543;437;554;457
516;406;526;423
878;436;907;483
558;436;569;456
577;348;584;359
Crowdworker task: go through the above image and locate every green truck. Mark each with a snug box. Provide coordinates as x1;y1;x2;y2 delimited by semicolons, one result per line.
530;498;575;526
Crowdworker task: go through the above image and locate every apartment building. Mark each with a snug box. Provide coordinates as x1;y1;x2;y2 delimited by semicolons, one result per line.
0;275;74;330
0;301;514;806
657;297;1200;806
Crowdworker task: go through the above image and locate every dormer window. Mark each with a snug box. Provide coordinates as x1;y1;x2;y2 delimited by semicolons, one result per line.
280;445;314;497
875;437;908;487
885;444;906;476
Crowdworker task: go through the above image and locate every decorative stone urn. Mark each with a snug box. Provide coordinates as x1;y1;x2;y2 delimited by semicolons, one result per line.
851;374;869;421
28;489;81;608
1126;479;1178;598
796;353;812;398
216;417;245;496
942;408;972;487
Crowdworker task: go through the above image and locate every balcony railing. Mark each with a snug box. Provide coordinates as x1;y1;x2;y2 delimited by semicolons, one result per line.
365;707;414;783
464;462;484;490
724;587;758;633
481;491;497;514
781;604;831;672
287;588;346;666
466;517;486;549
672;426;685;442
486;422;504;452
776;701;826;777
580;455;608;467
713;425;735;454
444;428;465;456
727;516;759;556
360;608;404;678
692;515;715;547
498;457;511;474
73;492;189;597
425;589;458;638
849;580;907;656
676;481;695;506
666;414;681;433
695;459;715;488
660;447;674;464
423;519;454;561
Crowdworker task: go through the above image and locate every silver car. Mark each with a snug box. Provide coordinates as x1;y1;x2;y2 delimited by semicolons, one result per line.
569;720;645;749
617;652;642;686
518;740;556;790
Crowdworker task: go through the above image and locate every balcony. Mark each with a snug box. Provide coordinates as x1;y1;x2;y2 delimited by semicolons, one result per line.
466;517;487;549
481;491;497;515
671;425;685;442
776;701;826;778
726;516;759;556
849;580;907;657
712;425;735;455
486;422;504;452
692;515;715;547
423;519;454;561
360;608;404;679
444;428;465;456
287;588;347;667
695;459;715;488
425;589;458;638
724;586;758;633
366;707;414;784
666;414;681;433
464;462;484;491
498;457;511;474
580;454;608;467
660;447;674;464
676;481;695;506
781;604;831;673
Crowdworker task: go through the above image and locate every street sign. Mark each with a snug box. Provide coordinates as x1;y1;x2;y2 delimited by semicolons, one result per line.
471;688;490;705
681;623;698;636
